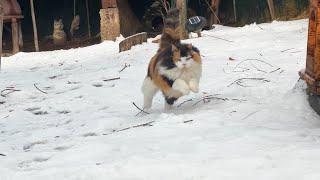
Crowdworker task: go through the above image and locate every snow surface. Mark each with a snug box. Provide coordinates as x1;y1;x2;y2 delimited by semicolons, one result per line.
1;19;320;180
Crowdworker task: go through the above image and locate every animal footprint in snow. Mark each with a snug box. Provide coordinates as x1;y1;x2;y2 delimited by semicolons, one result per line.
23;140;48;151
92;83;103;87
57;110;71;114
82;132;98;137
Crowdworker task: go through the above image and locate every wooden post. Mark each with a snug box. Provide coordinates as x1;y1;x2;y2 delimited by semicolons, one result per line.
299;0;320;95
12;18;19;54
18;21;23;50
30;0;39;52
86;0;91;38
100;8;120;41
267;0;276;20
0;3;3;71
211;0;220;25
176;0;189;39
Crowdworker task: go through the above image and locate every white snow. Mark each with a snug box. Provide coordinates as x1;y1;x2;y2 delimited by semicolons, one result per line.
1;19;320;180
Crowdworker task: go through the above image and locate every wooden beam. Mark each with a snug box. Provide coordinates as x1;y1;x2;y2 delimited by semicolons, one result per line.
0;3;3;71
267;0;276;20
30;0;39;52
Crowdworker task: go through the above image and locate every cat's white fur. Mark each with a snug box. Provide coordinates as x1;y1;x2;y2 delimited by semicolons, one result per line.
142;56;201;109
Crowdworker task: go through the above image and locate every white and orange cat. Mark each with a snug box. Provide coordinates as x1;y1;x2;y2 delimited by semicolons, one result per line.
142;8;202;110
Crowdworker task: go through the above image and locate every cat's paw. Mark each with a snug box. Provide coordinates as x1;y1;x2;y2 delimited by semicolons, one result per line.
189;80;199;93
172;79;190;95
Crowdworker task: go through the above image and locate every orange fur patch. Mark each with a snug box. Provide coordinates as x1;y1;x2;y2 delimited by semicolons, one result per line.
192;51;202;64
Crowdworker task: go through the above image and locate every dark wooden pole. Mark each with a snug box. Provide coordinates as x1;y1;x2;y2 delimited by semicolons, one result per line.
30;0;39;52
0;2;3;71
267;0;276;20
86;0;91;38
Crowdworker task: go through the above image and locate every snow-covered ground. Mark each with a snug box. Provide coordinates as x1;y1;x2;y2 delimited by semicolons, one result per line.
1;19;320;180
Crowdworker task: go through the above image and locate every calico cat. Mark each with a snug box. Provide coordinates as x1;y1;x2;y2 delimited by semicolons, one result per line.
141;8;202;110
53;19;67;46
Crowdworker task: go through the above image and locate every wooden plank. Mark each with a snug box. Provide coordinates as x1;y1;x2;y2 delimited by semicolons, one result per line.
315;0;320;80
30;0;39;52
267;0;276;20
0;3;3;71
11;18;19;54
119;32;147;52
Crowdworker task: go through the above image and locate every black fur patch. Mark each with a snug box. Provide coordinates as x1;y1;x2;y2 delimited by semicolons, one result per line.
165;97;178;105
159;48;176;70
161;75;174;87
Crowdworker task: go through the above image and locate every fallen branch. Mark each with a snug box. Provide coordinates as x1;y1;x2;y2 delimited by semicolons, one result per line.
205;35;234;42
103;121;155;136
0;153;6;156
281;48;295;52
249;61;267;73
119;63;130;73
34;84;48;94
1;89;21;97
103;77;120;82
183;120;193;123
132;102;150;116
67;81;81;84
269;67;280;73
177;99;193;107
227;78;269;87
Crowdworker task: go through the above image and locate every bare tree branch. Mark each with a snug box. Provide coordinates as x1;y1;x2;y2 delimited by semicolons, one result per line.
34;84;48;94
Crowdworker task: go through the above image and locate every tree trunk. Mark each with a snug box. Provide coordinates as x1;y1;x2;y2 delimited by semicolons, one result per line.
176;0;189;39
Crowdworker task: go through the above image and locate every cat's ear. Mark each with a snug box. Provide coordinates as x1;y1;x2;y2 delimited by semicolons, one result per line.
59;19;62;23
171;44;178;52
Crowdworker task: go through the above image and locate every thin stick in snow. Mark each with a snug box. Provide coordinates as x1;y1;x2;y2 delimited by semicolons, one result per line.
103;77;120;82
281;48;295;52
1;89;21;97
119;64;130;73
103;121;155;135
33;84;48;94
227;78;269;87
205;35;234;42
132;102;150;116
249;61;267;73
269;67;280;73
177;99;193;107
0;153;6;156
183;120;193;123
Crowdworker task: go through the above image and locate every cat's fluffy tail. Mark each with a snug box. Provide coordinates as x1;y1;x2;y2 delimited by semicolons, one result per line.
158;8;181;52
